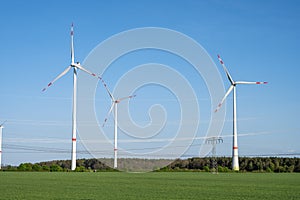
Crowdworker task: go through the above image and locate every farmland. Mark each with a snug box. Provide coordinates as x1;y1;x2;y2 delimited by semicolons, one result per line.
0;172;299;200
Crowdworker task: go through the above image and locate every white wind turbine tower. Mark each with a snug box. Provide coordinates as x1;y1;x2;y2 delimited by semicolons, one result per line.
42;24;104;171
102;87;136;169
215;55;267;171
0;121;6;170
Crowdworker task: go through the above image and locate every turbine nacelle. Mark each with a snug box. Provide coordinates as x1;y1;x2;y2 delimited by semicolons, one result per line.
71;62;81;67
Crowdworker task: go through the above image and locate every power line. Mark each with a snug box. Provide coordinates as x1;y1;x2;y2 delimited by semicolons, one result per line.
3;144;300;158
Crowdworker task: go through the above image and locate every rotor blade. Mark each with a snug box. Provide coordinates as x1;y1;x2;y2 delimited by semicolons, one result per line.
98;79;114;101
214;85;234;112
103;83;114;101
0;120;7;127
116;95;136;102
217;54;235;85
42;66;72;92
72;63;114;100
102;103;115;127
235;81;268;85
71;23;74;64
73;63;99;78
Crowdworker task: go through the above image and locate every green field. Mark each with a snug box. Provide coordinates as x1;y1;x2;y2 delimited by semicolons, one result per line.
0;172;299;200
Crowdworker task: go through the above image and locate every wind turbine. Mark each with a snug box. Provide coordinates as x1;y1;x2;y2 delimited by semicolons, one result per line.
42;24;104;171
215;54;267;171
0;121;6;170
102;87;136;169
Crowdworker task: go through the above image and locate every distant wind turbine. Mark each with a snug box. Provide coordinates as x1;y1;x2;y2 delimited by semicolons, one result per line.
102;86;136;169
0;120;6;170
42;24;105;171
215;54;267;171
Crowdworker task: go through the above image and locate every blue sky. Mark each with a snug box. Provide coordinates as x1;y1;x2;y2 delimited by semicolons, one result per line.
0;0;299;165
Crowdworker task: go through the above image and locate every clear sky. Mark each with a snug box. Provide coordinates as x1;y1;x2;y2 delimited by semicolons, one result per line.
0;0;299;166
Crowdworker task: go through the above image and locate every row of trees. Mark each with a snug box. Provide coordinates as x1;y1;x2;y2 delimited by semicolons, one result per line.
1;157;300;172
2;159;116;172
162;157;300;172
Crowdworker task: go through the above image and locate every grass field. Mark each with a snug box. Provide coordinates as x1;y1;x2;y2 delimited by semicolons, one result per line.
0;172;299;200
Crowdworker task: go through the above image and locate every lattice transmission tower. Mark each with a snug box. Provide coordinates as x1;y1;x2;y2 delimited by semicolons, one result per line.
205;136;223;173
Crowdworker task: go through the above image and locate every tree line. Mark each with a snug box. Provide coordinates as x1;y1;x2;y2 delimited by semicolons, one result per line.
161;157;300;172
1;158;116;172
1;157;300;172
